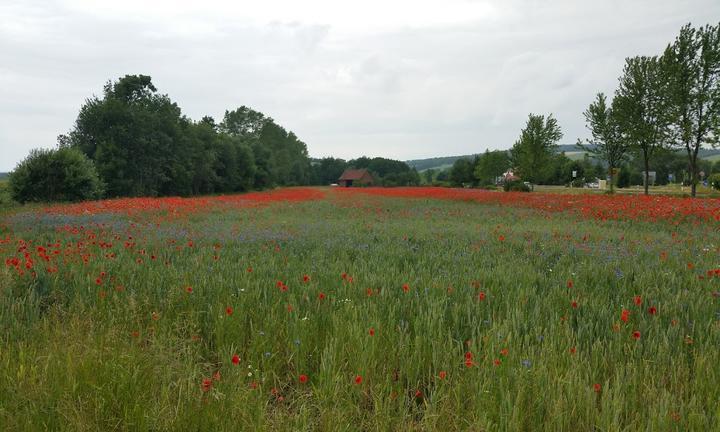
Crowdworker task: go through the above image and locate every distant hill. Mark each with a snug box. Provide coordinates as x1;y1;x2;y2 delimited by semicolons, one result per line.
0;172;8;180
406;144;720;172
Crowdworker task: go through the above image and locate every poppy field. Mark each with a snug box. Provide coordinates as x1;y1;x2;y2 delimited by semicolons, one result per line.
1;187;719;431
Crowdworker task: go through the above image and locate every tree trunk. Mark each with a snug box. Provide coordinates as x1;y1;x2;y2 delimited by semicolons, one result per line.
608;168;614;193
643;149;650;196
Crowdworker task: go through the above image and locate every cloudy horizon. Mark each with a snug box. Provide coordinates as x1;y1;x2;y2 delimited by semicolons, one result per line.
1;0;719;171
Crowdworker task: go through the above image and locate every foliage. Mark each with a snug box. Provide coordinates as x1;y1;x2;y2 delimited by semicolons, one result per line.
510;114;563;185
577;93;628;192
449;157;476;186
662;23;720;197
1;188;719;430
474;150;510;185
502;179;530;192
8;147;104;204
708;173;720;190
613;56;670;195
65;75;307;197
348;157;420;186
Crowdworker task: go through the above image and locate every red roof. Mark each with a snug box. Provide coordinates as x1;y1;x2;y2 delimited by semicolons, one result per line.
338;169;371;181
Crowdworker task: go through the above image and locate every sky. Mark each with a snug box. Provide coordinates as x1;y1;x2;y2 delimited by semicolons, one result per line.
1;0;719;171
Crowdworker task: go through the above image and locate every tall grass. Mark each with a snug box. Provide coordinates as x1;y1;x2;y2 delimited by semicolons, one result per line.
0;191;718;430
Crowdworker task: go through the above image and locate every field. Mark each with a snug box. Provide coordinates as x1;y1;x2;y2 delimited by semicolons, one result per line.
1;187;720;431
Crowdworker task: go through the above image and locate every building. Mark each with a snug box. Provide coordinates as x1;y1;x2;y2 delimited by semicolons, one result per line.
338;168;375;187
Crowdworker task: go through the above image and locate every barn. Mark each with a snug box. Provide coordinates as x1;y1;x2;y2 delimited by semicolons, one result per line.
338;168;375;187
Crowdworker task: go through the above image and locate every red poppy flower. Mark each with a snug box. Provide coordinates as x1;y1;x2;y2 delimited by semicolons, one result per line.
232;354;240;365
498;235;505;242
303;274;310;282
213;371;221;381
402;284;410;293
225;306;233;316
185;286;193;294
632;330;641;340
569;346;576;355
478;292;486;301
500;348;509;356
318;292;326;300
201;378;212;392
464;359;474;368
567;280;573;289
369;327;375;336
620;309;630;323
571;300;578;309
354;375;362;385
414;389;423;399
633;295;642;306
246;266;253;273
299;374;308;384
593;383;601;393
438;371;447;380
95;278;102;285
647;306;657;315
493;358;502;366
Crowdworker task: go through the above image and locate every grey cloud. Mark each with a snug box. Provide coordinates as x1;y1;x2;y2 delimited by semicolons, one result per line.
1;0;719;170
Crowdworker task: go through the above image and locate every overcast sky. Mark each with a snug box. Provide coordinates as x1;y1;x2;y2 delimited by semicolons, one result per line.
1;0;719;171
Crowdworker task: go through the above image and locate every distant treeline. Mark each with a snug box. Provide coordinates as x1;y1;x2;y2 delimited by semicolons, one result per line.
8;75;417;203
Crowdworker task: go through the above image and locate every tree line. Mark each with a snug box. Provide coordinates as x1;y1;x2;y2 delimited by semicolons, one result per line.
446;22;720;196
8;75;417;203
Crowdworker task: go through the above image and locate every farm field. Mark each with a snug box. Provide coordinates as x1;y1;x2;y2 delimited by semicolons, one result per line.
1;187;720;431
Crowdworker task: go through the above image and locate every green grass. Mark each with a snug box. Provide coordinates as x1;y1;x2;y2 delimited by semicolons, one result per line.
1;191;718;430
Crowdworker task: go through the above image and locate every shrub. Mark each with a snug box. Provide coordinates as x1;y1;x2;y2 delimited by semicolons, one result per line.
503;180;531;192
709;173;720;190
9;147;105;203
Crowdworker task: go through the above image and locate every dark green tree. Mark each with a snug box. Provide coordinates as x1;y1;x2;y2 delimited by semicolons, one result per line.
510;114;563;187
614;56;670;195
663;23;720;197
9;147;105;203
473;150;510;185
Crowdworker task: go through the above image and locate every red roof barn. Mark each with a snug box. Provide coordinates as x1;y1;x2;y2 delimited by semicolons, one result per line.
338;168;375;187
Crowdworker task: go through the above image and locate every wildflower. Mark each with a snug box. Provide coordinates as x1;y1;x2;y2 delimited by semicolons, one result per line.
303;274;310;283
225;306;233;316
201;378;212;392
633;296;642;306
369;327;375;336
569;346;576;355
493;358;502;366
498;235;505;242
438;371;447;380
478;291;486;301
95;278;102;285
567;279;573;289
593;383;601;393
414;389;423;399
648;306;657;315
571;300;578;309
246;266;253;273
402;283;410;293
232;354;240;365
620;309;630;323
318;292;326;300
185;286;193;294
500;348;509;356
632;330;641;340
521;359;532;368
354;375;363;385
299;374;308;384
213;371;221;381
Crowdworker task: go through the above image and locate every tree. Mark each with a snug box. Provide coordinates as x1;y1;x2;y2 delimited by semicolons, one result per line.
577;93;628;192
312;158;347;185
663;23;720;197
614;56;670;195
9;147;104;203
510;114;563;187
474;150;510;185
449;158;475;187
68;75;189;197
